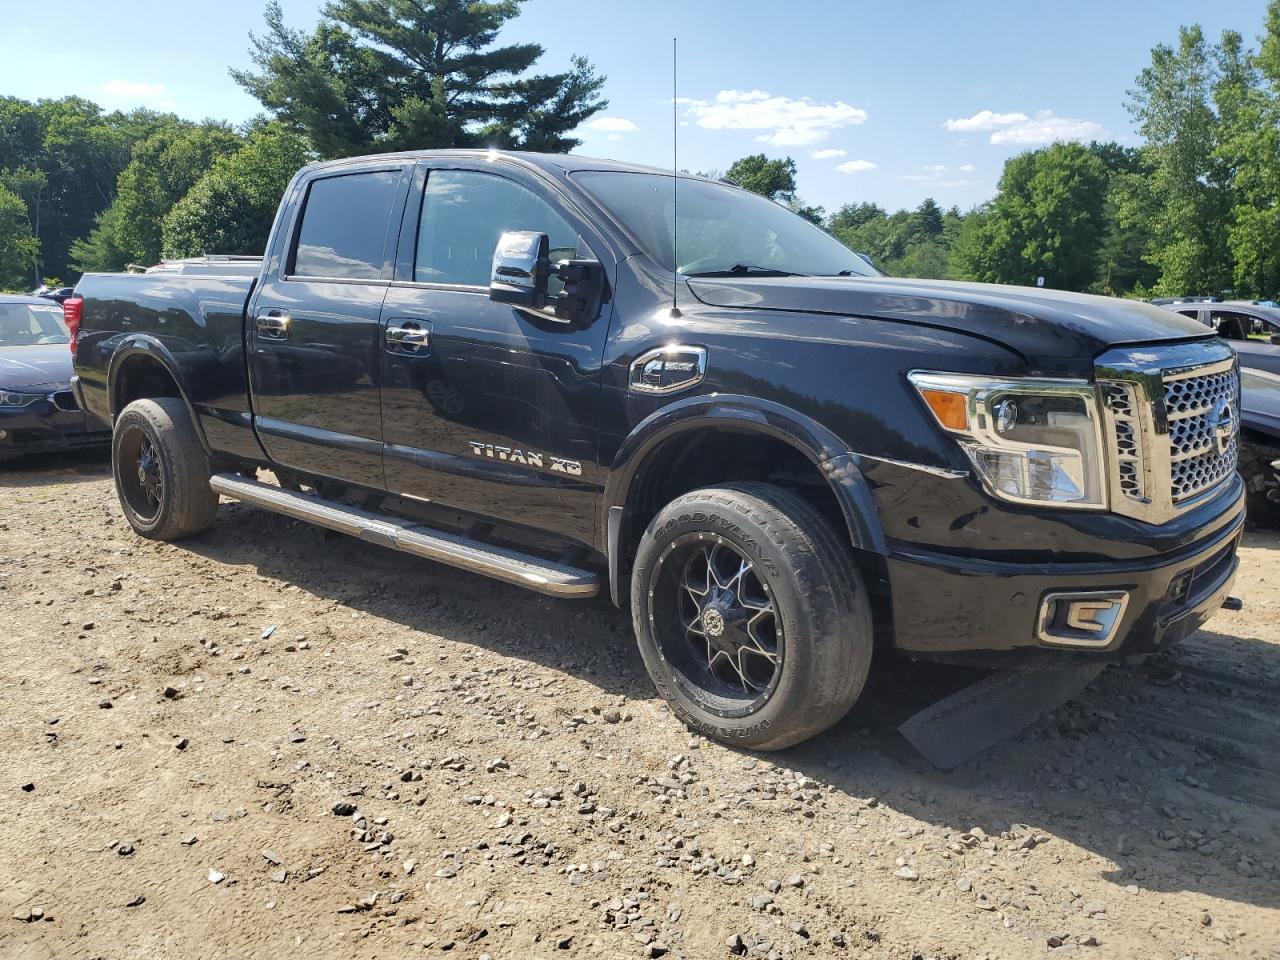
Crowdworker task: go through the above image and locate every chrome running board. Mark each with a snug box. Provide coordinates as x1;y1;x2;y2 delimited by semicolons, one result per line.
209;473;599;598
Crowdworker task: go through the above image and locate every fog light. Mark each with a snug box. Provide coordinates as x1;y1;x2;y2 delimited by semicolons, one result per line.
0;429;7;440
1037;591;1129;647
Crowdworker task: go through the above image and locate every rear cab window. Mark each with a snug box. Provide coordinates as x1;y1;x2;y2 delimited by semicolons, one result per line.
290;170;403;280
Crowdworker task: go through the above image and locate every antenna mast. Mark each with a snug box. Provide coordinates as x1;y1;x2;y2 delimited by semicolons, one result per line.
670;36;681;318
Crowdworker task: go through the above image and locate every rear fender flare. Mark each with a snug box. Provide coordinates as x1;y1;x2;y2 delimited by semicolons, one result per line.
106;336;211;455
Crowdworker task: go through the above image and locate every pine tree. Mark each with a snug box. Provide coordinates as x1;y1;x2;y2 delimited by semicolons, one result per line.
232;0;607;156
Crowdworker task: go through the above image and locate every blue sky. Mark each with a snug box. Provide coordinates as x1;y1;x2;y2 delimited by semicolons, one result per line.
0;0;1270;213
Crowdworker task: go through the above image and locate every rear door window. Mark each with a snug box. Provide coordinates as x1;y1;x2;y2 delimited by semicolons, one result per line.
291;170;402;280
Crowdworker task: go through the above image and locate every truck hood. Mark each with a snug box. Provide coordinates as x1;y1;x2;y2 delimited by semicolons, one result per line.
687;275;1213;375
0;345;72;391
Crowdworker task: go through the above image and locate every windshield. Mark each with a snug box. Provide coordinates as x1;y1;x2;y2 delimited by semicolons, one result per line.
573;171;880;278
0;302;69;347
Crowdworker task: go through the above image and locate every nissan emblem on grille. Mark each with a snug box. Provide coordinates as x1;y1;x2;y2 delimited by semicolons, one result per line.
1208;397;1236;456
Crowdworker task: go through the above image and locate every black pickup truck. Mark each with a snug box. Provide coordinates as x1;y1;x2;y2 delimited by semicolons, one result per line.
69;150;1246;749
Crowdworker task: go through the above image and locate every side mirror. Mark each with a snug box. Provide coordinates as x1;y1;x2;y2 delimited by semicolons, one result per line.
489;230;605;326
490;230;550;310
1271;333;1280;346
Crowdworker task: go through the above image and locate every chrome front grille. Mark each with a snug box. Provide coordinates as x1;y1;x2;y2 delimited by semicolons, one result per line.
1102;381;1144;501
1095;341;1239;523
1163;367;1239;503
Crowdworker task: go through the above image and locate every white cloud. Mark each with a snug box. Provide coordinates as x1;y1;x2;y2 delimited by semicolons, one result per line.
585;116;638;133
836;159;877;174
944;110;1029;133
944;109;1104;145
810;148;847;160
896;165;979;188
682;90;867;146
100;80;174;109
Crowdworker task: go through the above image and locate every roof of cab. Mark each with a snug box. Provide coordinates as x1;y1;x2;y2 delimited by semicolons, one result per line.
303;149;697;180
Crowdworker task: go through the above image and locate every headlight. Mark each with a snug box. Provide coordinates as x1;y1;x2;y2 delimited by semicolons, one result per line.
0;390;41;408
909;371;1106;509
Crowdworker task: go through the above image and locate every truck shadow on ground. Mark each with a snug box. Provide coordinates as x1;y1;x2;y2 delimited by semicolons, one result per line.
184;503;1280;913
790;623;1280;912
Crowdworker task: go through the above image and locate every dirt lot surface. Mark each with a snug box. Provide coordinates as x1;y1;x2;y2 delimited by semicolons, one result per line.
2;451;1278;960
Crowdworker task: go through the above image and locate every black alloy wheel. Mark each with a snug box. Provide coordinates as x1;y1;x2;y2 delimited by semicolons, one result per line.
655;534;784;716
117;428;164;521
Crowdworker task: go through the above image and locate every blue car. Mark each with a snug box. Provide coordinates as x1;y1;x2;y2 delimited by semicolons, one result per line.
0;294;109;463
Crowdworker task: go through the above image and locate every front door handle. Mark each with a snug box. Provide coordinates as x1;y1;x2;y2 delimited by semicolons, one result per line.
255;310;290;340
385;322;430;353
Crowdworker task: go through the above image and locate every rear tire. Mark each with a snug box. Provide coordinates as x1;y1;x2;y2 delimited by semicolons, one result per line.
631;482;873;750
112;397;218;541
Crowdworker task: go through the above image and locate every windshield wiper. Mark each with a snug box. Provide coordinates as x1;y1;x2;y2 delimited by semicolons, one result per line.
687;263;810;278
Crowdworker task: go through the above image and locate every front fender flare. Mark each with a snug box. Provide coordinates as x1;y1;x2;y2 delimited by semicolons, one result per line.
604;394;888;606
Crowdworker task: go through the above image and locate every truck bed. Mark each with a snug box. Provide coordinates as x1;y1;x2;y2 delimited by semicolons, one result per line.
73;271;262;461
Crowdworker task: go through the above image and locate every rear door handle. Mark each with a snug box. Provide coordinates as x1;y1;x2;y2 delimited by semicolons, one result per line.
255;310;290;340
385;321;430;353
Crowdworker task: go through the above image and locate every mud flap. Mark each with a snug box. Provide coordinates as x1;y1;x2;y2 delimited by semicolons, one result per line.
899;660;1107;770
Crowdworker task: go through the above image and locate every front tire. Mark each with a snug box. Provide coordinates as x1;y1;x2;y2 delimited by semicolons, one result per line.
112;397;218;541
631;482;873;750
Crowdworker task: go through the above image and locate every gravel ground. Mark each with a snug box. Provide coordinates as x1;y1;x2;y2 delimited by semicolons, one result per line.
2;451;1278;960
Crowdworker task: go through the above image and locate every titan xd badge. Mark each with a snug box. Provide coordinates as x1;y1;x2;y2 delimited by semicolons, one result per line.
468;441;582;476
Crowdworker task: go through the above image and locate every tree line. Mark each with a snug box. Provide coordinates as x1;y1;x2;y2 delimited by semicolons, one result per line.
2;0;1279;301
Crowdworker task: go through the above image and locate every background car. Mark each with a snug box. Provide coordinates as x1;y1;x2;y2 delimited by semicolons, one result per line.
1160;300;1280;375
0;294;109;463
31;285;77;304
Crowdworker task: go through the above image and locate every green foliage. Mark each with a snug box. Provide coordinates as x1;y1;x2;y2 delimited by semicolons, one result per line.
1125;26;1234;295
950;143;1109;290
161;123;313;258
0;185;38;291
0;96;183;281
1092;173;1160;296
232;0;606;155
73;123;244;272
726;154;799;201
829;199;959;278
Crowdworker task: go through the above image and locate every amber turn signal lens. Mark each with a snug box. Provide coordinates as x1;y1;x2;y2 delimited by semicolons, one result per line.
920;389;969;431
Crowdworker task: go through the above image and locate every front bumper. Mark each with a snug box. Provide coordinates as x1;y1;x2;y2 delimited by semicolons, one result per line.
887;480;1246;664
0;388;111;462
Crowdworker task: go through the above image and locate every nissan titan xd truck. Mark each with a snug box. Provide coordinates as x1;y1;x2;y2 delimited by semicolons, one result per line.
68;151;1245;749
